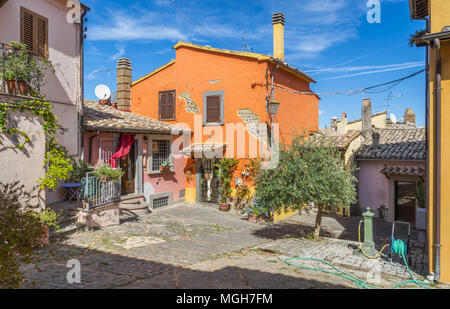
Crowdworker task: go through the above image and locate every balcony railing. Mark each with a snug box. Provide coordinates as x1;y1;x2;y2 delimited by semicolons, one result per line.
82;172;121;210
0;42;46;97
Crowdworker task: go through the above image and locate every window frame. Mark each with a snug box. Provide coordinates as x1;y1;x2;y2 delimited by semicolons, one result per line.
147;135;174;175
158;90;176;121
203;90;225;126
20;6;49;59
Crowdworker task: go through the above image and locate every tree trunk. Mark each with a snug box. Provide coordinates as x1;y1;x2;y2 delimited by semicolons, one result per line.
314;205;324;240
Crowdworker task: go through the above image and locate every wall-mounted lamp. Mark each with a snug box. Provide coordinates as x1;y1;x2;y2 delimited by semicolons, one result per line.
268;100;280;116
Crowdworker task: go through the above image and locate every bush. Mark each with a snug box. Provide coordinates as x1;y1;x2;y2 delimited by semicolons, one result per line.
93;164;124;181
68;159;93;183
0;182;45;288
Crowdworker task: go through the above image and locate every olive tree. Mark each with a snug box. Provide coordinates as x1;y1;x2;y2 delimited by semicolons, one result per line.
254;134;357;239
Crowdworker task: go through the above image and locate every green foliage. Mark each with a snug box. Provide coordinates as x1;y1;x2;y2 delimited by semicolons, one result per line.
0;42;53;88
253;134;357;237
408;29;427;47
93;164;124;181
160;159;174;169
0;182;45;289
415;179;426;209
69;159;93;183
28;208;60;230
215;158;239;203
0;82;72;190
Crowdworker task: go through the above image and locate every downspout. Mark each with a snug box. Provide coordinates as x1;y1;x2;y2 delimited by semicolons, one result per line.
433;38;442;283
88;130;100;165
79;7;88;160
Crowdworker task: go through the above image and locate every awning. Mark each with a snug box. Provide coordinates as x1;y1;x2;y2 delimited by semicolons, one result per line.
180;143;227;158
381;165;425;178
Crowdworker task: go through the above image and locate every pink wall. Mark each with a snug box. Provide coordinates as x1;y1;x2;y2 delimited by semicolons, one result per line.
357;160;425;220
84;132;186;202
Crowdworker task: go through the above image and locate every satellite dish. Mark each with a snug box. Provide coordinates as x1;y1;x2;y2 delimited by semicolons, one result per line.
390;113;398;124
95;84;111;100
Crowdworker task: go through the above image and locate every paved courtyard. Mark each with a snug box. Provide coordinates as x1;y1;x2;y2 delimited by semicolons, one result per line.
21;204;444;289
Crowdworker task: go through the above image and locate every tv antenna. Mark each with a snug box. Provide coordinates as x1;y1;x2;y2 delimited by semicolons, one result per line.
242;31;252;52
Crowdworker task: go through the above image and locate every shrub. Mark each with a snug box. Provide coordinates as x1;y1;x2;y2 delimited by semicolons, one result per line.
0;182;45;288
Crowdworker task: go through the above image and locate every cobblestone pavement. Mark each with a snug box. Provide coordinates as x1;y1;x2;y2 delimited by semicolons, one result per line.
21;204;442;289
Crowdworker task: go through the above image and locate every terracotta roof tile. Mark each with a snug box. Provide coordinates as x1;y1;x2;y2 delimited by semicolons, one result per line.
355;128;425;161
310;130;361;150
83;100;182;134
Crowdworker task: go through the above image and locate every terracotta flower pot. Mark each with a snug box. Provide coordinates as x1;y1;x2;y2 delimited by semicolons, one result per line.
219;202;230;212
160;166;171;173
248;214;265;223
6;79;29;96
40;225;50;246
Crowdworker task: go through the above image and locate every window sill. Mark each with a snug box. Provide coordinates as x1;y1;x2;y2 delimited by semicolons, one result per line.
203;123;224;126
148;169;175;175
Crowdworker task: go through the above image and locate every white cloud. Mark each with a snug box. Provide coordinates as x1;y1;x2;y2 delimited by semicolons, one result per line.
109;44;126;61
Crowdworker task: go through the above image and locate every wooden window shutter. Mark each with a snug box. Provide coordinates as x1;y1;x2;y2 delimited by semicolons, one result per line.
20;7;48;58
36;16;48;58
159;91;175;120
21;10;34;53
206;96;221;123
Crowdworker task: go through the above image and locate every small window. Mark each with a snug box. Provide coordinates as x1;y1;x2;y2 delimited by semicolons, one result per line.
159;90;176;120
151;139;171;172
203;91;224;125
21;7;48;58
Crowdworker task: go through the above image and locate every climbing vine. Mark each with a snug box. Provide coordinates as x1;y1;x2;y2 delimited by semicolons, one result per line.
0;97;73;189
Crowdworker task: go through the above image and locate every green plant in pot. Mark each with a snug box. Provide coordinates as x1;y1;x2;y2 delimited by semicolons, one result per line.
215;158;239;212
1;42;52;96
93;164;124;182
68;159;93;183
28;209;60;246
160;159;173;172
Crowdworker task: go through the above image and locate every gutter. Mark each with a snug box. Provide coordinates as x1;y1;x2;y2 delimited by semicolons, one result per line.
432;38;442;283
79;6;89;159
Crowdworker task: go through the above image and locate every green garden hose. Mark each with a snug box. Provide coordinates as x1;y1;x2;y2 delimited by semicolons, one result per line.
284;251;431;289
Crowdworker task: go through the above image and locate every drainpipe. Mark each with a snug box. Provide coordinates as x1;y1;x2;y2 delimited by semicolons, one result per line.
88;130;100;165
433;38;442;283
79;7;89;159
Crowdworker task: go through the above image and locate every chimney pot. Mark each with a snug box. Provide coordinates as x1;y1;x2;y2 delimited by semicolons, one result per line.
116;58;132;112
272;12;285;62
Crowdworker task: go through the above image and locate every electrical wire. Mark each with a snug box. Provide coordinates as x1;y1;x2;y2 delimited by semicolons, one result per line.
273;69;426;96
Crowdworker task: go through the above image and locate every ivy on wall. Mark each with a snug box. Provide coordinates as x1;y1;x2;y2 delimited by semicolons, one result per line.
0;97;73;190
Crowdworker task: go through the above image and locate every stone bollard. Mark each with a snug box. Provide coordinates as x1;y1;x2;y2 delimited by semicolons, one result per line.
362;208;377;257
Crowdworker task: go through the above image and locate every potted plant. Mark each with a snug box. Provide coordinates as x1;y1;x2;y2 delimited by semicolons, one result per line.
1;42;53;96
93;164;124;182
28;209;60;246
160;160;173;173
215;158;239;212
243;199;271;223
68;159;93;183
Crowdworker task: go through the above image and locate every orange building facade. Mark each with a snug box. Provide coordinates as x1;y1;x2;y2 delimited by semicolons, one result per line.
131;14;319;206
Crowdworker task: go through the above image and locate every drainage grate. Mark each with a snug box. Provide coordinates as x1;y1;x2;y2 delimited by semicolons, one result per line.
153;196;169;209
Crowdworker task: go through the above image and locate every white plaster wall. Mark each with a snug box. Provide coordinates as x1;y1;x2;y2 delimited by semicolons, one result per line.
0;109;46;207
0;0;82;156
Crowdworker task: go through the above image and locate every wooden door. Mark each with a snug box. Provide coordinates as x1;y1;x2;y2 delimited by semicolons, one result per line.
395;181;416;224
120;145;135;195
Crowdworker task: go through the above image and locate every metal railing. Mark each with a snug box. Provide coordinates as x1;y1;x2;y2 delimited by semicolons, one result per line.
82;172;121;210
0;42;43;97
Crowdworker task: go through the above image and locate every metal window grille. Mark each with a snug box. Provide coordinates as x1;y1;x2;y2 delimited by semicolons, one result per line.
100;138;119;166
153;196;169;209
152;140;171;171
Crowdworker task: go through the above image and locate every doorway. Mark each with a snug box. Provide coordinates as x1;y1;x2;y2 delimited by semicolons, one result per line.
395;181;417;224
120;144;135;195
200;157;219;204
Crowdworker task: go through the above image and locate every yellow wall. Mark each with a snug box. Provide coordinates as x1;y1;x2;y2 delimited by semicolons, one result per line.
428;0;450;283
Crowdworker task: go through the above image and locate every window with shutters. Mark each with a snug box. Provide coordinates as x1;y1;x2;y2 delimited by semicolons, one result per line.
203;90;225;125
20;7;48;58
158;90;176;120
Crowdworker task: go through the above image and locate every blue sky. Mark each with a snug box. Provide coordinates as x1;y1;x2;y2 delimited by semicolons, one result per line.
83;0;428;128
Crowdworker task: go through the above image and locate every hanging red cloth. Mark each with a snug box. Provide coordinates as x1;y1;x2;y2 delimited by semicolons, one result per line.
110;134;136;168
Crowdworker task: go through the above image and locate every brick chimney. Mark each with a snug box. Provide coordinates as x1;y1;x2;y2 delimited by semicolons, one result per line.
116;58;132;112
404;108;416;125
362;98;372;139
272;12;285;62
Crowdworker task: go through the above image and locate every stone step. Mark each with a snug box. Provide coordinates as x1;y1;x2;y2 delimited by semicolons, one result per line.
50;221;86;241
120;200;150;216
